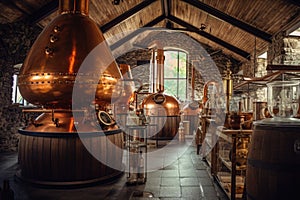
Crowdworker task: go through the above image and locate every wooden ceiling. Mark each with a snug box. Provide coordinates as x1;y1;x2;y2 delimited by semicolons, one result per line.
1;0;300;64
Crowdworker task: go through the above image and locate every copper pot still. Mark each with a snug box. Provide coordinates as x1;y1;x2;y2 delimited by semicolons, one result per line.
18;0;122;110
142;93;180;139
141;48;181;140
16;0;125;186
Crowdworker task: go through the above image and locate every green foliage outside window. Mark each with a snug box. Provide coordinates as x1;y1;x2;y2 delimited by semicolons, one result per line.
163;50;187;101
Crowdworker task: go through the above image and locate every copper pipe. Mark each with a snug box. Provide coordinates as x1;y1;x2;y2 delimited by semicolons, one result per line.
59;0;89;15
151;49;156;93
156;49;165;93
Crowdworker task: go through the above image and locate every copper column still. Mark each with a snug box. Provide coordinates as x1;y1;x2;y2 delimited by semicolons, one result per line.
17;0;124;186
142;49;180;140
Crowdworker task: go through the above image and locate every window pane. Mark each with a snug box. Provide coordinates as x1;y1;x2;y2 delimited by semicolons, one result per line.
164;51;178;78
178;79;187;100
164;79;177;97
179;52;187;78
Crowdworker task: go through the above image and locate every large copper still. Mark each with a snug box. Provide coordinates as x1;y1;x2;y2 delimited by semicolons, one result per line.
17;0;124;186
141;49;180;140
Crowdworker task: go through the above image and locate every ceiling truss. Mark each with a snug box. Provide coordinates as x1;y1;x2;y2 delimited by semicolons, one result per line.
18;0;293;61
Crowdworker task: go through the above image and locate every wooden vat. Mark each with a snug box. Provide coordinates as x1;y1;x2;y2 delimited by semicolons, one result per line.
246;119;300;200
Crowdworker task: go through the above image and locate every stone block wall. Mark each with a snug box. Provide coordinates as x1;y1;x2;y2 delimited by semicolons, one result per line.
0;21;41;152
268;31;300;65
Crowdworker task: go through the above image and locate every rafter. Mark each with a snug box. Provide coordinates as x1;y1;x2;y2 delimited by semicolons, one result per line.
167;15;251;60
161;0;171;17
110;15;165;51
181;0;272;43
288;0;300;7
101;0;157;33
28;0;58;24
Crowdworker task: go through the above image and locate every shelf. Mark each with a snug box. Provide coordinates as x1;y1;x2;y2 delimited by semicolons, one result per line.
219;156;247;171
216;173;245;200
217;126;253;136
219;156;231;170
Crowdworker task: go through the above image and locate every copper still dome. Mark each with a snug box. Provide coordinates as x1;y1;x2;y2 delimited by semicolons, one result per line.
18;1;122;109
142;93;180;116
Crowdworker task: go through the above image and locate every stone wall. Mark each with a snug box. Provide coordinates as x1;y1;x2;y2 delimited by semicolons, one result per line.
0;20;41;152
268;31;300;65
116;31;241;102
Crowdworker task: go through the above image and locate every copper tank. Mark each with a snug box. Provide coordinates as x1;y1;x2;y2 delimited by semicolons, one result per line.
18;0;122;109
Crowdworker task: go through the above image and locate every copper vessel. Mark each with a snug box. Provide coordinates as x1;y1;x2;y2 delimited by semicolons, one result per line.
142;93;180;116
18;0;122;109
141;48;180;140
16;0;124;186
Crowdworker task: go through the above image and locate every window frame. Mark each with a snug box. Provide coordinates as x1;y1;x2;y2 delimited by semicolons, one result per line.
163;49;188;101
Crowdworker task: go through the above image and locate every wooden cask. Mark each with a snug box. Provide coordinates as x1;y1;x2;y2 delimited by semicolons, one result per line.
246;119;300;200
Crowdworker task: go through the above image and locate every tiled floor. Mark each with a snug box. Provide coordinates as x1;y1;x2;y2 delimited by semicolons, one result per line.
0;138;228;200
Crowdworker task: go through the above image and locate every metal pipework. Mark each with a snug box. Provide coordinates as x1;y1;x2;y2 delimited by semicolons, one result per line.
222;62;233;113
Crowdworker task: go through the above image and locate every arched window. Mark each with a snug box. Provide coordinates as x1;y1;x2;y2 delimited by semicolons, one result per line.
163;50;187;101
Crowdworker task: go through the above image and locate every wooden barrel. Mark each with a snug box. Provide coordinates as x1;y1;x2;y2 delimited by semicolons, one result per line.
246;119;300;200
149;116;180;140
17;129;124;186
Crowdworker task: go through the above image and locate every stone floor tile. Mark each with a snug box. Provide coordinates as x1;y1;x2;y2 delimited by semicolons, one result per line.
180;177;199;186
161;177;180;186
159;186;181;198
179;169;197;177
161;170;179;178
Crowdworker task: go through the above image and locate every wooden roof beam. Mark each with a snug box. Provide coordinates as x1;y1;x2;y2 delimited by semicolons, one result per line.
161;0;171;17
181;0;272;43
101;0;157;33
288;0;300;7
167;15;251;60
28;0;58;24
110;14;165;51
